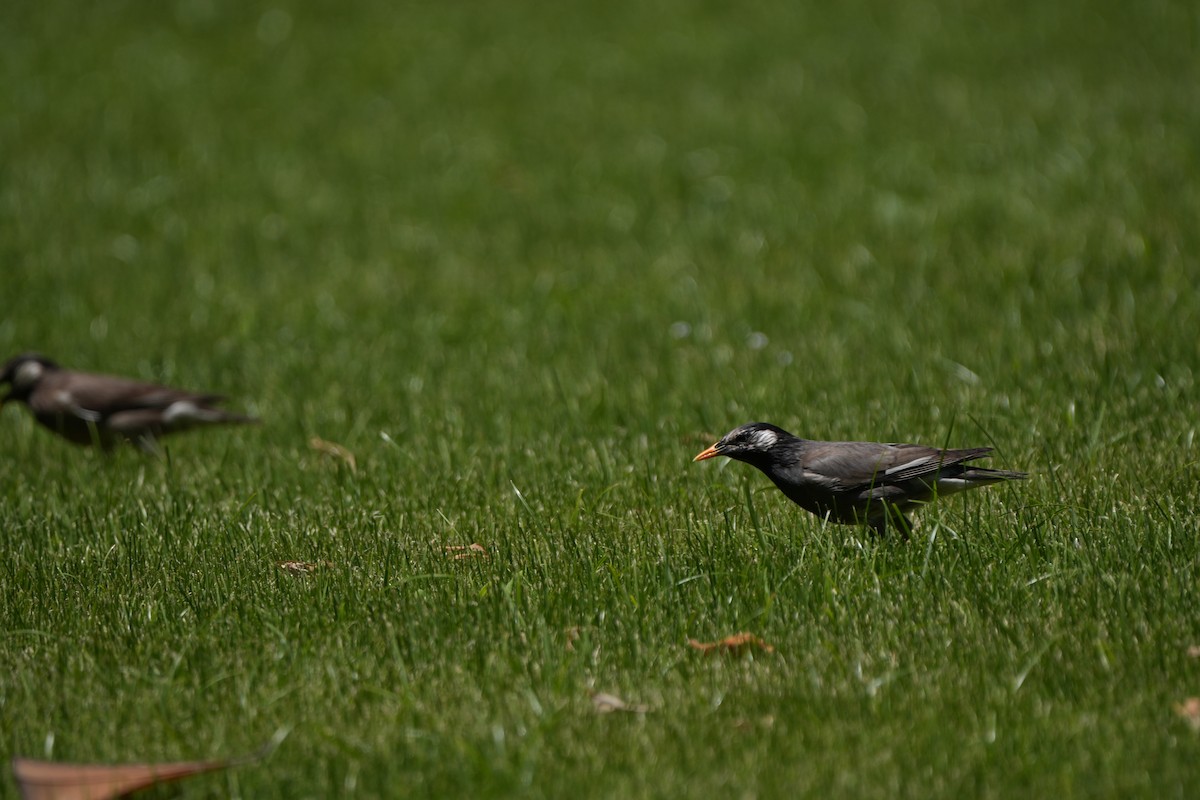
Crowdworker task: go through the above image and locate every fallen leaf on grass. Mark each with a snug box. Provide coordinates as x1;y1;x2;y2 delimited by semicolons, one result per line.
309;436;357;473
589;690;650;714
1187;646;1200;659
733;715;776;732
444;543;488;560
12;732;288;800
564;626;582;652
278;560;333;576
12;758;228;800
688;632;775;657
1175;698;1200;731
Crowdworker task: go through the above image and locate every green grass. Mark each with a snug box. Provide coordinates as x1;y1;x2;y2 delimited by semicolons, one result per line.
3;0;1200;796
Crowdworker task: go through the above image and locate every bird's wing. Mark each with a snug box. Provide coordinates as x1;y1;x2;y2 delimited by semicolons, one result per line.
35;372;219;419
879;445;993;483
802;442;993;489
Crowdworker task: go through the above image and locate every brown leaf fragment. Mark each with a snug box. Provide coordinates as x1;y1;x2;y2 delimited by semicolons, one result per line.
309;436;357;473
688;632;776;657
564;626;582;652
444;543;488;560
12;756;229;800
1175;698;1200;731
278;560;333;576
733;715;776;732
1187;645;1200;659
589;690;650;714
12;731;287;800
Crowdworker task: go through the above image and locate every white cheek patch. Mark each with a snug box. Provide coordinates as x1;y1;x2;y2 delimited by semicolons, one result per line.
14;361;45;389
751;429;778;449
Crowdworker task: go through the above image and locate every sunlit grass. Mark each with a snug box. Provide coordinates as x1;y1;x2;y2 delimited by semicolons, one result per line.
2;0;1199;797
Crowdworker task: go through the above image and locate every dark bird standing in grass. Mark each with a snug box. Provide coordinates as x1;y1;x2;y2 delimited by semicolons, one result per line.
694;422;1026;536
0;353;257;450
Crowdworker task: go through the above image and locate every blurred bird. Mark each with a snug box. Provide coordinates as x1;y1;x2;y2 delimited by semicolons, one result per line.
694;422;1025;536
1;353;257;450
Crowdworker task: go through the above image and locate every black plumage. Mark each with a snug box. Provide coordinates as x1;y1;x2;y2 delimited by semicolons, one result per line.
694;422;1026;535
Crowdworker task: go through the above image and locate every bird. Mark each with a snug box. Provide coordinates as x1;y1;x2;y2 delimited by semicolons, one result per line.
1;353;258;450
693;422;1026;536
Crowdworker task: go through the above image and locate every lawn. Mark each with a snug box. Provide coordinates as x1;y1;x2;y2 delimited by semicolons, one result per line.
2;0;1199;797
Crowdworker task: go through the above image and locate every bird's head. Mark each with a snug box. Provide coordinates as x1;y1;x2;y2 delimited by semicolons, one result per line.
1;353;59;405
693;422;793;465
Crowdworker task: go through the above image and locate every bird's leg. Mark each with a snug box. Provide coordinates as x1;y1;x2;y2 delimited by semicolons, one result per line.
85;418;105;450
867;505;913;540
135;433;165;459
867;516;889;537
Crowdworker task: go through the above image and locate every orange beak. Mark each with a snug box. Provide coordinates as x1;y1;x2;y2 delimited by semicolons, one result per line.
693;443;721;462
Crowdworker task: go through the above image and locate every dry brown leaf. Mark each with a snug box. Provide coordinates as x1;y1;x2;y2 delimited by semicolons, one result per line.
12;732;286;800
589;690;650;714
309;436;357;473
444;543;488;561
1187;645;1200;659
278;560;332;576
1175;698;1200;731
12;756;230;800
688;632;776;657
733;715;776;732
564;626;582;652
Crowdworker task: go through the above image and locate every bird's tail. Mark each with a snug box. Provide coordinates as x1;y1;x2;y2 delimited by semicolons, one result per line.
164;399;259;427
958;466;1027;484
212;410;259;425
204;408;259;426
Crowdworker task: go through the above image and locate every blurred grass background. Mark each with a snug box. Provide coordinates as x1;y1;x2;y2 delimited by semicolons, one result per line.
2;0;1199;797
